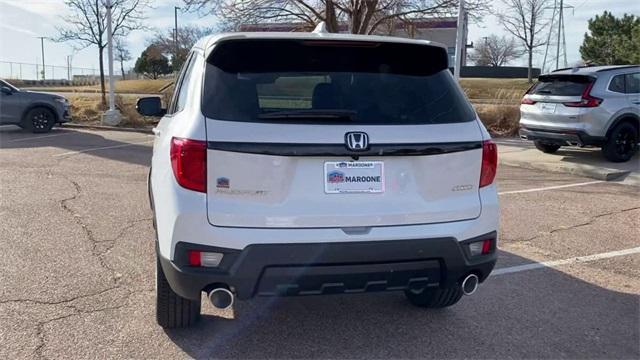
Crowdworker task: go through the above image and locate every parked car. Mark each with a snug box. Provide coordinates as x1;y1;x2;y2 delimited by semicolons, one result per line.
138;25;499;329
0;79;71;133
519;65;640;162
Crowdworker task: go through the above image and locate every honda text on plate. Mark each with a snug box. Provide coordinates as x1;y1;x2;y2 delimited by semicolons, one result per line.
137;25;499;329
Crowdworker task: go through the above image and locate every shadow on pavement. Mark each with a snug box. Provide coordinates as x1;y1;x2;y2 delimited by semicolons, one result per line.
163;251;639;359
0;125;151;167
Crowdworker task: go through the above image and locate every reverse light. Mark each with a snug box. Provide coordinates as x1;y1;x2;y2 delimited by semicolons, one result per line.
479;140;498;188
187;250;224;267
563;82;602;108
170;137;207;193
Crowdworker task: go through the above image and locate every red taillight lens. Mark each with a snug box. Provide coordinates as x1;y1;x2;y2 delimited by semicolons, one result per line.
188;250;201;266
481;239;492;255
170;137;207;193
563;82;602;108
480;140;497;188
521;97;537;105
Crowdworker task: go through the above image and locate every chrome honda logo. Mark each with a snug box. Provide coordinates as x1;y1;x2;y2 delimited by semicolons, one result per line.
345;132;369;151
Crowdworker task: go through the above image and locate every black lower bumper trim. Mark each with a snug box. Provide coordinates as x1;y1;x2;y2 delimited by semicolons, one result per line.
519;127;605;146
158;234;497;301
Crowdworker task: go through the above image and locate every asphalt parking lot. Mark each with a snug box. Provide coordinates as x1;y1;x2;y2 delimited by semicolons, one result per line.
1;126;638;359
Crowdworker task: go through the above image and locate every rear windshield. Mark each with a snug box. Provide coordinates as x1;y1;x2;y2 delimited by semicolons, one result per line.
202;39;475;125
529;75;594;96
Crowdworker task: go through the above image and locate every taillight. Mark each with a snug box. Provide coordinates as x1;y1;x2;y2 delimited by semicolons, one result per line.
521;97;537;105
170;137;207;193
480;140;497;188
563;82;602;107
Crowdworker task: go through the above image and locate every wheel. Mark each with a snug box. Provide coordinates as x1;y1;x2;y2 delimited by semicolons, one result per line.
23;107;56;133
156;254;201;328
602;122;639;162
404;286;463;308
534;141;561;154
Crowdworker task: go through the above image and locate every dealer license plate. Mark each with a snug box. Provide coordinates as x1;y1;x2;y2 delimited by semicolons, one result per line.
324;161;384;194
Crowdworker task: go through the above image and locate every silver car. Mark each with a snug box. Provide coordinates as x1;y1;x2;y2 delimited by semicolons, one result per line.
519;65;639;162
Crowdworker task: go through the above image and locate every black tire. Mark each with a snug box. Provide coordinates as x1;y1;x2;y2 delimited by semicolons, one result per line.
23;107;56;133
534;141;561;154
156;255;201;328
602;122;639;163
404;286;463;308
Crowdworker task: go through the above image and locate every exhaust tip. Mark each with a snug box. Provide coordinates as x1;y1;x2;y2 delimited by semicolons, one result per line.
208;288;234;310
461;274;479;296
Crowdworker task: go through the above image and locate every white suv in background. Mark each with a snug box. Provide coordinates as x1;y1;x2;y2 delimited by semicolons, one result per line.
137;27;499;329
520;65;640;162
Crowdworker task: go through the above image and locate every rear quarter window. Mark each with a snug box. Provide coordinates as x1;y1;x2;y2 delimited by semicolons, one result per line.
201;39;475;125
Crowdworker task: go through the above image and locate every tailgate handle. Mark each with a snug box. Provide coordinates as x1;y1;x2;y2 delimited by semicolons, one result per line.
341;227;371;235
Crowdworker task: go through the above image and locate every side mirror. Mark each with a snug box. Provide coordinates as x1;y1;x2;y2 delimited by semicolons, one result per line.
136;96;166;117
1;86;13;95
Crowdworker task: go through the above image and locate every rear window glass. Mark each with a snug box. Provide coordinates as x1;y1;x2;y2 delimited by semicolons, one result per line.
202;39;475;125
530;75;594;96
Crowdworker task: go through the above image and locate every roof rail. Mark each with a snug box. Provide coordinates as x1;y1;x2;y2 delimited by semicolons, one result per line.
595;65;640;72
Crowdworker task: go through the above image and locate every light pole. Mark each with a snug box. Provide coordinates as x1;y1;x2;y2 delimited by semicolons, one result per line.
174;6;180;71
101;0;121;125
37;37;46;80
454;0;466;80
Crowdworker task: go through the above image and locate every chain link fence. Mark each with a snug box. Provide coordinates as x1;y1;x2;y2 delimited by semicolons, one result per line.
0;61;100;84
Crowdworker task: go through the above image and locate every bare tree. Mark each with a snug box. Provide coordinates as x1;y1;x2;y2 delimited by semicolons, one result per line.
498;0;550;83
470;35;522;66
114;37;132;80
183;0;489;35
151;25;217;71
57;0;152;106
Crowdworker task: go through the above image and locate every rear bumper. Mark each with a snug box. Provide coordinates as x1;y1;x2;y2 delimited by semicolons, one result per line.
158;232;497;301
519;127;605;146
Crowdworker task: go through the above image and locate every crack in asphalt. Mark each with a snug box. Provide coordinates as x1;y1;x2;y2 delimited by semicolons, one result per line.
504;206;640;243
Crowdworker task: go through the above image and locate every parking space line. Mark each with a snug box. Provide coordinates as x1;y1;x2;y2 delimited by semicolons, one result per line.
53;139;154;157
492;246;640;276
498;180;604;195
7;132;76;142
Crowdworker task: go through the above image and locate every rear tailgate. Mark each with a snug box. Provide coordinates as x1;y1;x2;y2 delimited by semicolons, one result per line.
206;121;483;228
202;38;485;229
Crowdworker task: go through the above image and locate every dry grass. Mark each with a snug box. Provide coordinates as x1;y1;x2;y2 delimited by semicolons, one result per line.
67;95;157;127
460;78;531;102
474;104;520;137
24;79;174;94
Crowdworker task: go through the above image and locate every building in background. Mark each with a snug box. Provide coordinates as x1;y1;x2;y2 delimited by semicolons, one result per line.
239;16;469;71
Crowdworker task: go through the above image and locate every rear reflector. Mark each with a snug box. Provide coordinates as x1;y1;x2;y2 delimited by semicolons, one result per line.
170;137;207;193
187;250;223;267
480;140;497;188
468;239;494;256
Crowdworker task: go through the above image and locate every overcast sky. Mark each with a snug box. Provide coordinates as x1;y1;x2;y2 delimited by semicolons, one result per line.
0;0;638;79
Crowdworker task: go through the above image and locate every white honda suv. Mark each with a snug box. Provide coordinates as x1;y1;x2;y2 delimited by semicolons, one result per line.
137;27;499;329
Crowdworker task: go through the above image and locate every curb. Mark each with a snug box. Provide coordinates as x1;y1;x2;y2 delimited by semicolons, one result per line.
62;123;153;135
499;158;630;181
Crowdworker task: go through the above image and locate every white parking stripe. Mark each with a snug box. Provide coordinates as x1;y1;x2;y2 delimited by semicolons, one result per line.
492;246;640;276
8;132;76;142
498;180;604;195
53;139;153;157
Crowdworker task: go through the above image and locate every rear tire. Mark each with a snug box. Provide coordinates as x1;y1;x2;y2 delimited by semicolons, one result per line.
156;255;201;328
404;286;463;308
22;107;55;133
601;122;639;162
534;141;561;154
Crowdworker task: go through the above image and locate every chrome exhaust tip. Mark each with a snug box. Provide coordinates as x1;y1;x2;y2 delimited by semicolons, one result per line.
461;274;479;296
208;288;234;310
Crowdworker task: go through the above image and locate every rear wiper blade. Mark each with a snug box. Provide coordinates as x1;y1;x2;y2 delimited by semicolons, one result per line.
258;109;356;120
536;90;552;94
